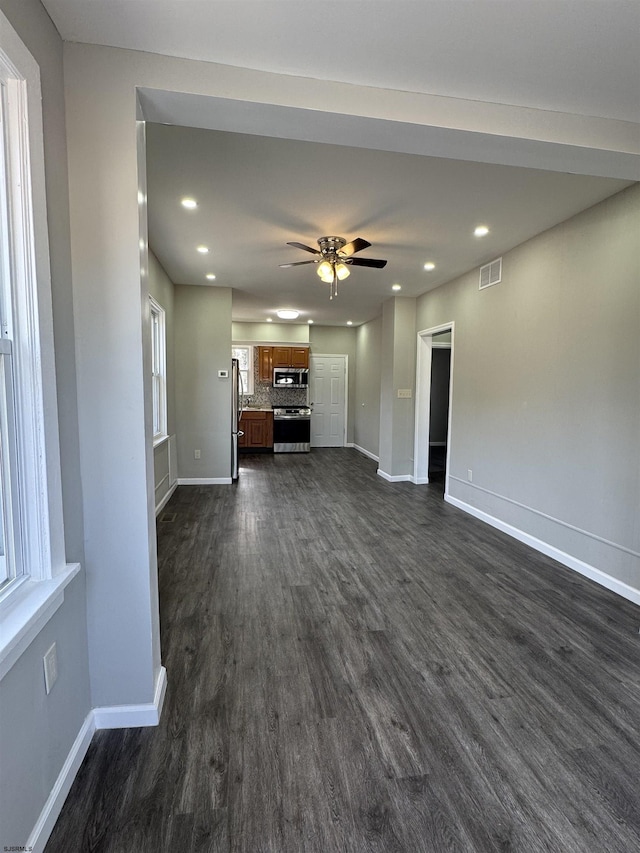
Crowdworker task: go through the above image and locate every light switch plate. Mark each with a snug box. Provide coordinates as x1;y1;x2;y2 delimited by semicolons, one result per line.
218;369;229;378
397;388;412;399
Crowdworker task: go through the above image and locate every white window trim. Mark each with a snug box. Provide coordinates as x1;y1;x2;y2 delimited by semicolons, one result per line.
0;12;75;679
149;295;167;444
232;344;254;396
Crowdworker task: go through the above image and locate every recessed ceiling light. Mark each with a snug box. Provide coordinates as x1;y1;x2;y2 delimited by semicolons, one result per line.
346;320;353;326
205;273;216;280
423;262;435;271
276;309;299;320
197;245;209;254
266;317;273;323
307;319;314;324
474;225;489;237
181;198;197;209
392;283;402;291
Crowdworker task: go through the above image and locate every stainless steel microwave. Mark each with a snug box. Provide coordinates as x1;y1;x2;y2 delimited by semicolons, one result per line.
273;368;309;389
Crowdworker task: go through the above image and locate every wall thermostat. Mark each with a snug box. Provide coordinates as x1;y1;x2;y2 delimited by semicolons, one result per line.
218;369;229;378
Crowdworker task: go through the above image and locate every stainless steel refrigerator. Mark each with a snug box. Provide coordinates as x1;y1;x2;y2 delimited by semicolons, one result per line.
231;358;244;479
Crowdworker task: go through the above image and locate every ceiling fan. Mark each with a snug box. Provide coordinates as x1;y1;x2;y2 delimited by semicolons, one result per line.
279;236;387;299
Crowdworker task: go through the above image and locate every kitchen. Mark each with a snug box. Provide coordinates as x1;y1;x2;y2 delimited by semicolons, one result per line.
232;343;312;472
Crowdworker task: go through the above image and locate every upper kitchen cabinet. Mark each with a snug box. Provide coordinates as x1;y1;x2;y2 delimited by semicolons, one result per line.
272;346;309;369
258;346;273;382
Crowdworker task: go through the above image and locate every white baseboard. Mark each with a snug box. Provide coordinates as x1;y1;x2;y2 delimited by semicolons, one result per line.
445;495;640;606
93;665;167;730
155;482;177;516
410;476;429;485
177;477;232;485
377;469;411;482
353;444;379;463
429;441;447;447
27;712;96;853
26;666;168;852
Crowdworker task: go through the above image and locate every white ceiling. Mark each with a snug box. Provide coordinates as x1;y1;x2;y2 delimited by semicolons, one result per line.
146;124;630;326
42;0;639;326
42;1;640;123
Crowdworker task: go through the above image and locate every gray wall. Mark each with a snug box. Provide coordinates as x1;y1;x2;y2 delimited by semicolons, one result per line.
0;0;90;845
378;297;417;477
232;321;309;343
309;326;357;444
174;285;233;480
416;183;640;589
354;317;382;457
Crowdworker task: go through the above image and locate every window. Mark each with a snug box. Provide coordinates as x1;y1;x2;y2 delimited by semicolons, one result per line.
0;14;78;679
150;296;167;441
0;17;74;630
0;63;30;598
232;345;253;396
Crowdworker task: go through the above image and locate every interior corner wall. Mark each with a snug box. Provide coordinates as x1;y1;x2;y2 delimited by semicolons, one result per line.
309;325;357;443
0;0;90;846
64;43;161;709
174;285;233;480
416;183;640;593
355;317;382;457
378;297;417;477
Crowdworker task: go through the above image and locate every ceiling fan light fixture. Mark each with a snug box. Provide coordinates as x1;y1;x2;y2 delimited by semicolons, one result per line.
276;309;300;320
335;263;350;281
317;261;334;282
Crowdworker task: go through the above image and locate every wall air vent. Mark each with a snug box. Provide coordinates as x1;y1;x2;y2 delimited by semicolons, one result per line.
479;257;502;290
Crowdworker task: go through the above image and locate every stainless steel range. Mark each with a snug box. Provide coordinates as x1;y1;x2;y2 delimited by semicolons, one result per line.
272;405;312;453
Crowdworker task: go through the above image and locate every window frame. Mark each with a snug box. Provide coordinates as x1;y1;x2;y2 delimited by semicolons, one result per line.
232;344;254;397
0;13;78;679
150;295;167;443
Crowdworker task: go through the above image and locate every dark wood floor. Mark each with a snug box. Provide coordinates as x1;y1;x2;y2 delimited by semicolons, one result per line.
46;449;640;852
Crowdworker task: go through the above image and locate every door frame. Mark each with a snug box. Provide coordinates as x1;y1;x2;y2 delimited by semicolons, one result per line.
309;353;348;447
413;322;455;494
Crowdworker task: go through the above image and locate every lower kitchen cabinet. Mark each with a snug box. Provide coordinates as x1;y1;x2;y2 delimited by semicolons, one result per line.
238;410;273;450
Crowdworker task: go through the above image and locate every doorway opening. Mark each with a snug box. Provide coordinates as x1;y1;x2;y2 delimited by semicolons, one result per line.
413;323;454;497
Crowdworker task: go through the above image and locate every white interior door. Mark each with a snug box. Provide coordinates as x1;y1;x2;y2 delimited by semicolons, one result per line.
310;355;346;447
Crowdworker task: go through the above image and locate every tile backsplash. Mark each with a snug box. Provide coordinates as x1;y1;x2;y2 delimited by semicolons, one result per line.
244;347;308;408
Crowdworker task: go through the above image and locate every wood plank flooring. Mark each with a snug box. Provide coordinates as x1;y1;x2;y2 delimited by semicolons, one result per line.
45;449;640;852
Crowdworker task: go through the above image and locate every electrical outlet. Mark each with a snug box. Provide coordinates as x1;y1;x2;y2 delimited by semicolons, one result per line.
43;643;58;694
194;449;201;459
467;469;473;482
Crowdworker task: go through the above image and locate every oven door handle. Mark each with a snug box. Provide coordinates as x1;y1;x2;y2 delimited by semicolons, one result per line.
274;415;310;421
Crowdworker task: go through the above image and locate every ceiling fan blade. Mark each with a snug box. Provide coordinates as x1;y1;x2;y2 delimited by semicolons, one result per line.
279;260;318;268
286;241;320;255
346;257;388;269
339;237;371;257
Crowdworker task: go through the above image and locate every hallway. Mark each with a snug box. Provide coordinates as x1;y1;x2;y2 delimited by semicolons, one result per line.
46;449;640;852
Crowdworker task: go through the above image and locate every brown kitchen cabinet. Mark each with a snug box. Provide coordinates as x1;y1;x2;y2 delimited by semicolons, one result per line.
258;346;273;382
238;410;273;450
271;346;309;369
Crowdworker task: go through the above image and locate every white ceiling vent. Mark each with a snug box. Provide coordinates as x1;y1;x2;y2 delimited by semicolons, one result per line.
479;257;502;290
